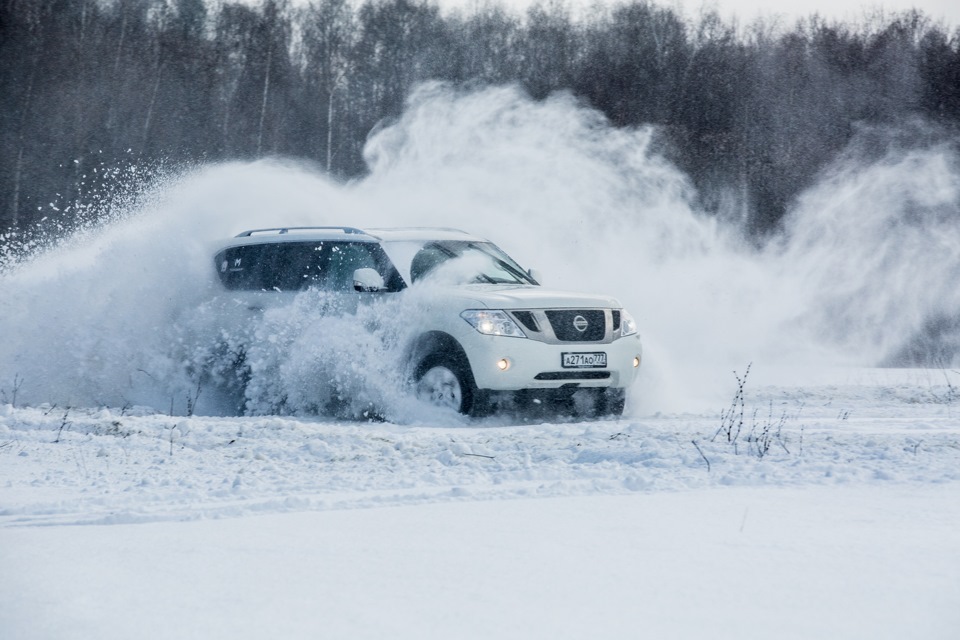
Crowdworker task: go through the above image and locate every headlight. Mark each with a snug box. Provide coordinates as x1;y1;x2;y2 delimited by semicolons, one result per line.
620;310;638;337
461;310;526;338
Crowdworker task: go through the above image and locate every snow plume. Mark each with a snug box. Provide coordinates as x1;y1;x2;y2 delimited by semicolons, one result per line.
189;287;458;421
0;164;360;415
1;84;959;416
771;123;960;366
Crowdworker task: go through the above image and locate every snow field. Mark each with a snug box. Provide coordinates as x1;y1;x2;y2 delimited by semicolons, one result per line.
2;371;960;638
1;487;957;639
2;374;959;527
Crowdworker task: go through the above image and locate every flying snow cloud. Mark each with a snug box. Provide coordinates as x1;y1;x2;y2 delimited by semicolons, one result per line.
771;124;960;366
0;84;958;416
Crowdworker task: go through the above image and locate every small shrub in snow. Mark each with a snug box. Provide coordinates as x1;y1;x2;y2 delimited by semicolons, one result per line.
711;364;806;460
54;408;71;443
0;373;24;407
713;363;750;446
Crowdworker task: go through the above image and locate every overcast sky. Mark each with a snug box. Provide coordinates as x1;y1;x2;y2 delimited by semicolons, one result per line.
262;0;960;27
678;0;957;25
434;0;959;27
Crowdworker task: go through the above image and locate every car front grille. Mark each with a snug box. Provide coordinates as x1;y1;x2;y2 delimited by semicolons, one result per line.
509;308;615;344
544;310;606;341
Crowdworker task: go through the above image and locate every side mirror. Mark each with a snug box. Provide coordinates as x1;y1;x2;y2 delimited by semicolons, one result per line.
527;268;543;285
353;268;385;292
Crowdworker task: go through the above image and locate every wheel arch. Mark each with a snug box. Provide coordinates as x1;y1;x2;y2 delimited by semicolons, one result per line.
409;331;485;415
406;331;474;382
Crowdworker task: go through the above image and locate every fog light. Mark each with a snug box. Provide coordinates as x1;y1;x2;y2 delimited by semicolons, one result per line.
497;358;511;371
633;356;641;368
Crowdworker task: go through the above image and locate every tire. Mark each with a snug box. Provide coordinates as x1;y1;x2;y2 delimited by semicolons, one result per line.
572;387;626;419
598;387;626;417
414;353;477;415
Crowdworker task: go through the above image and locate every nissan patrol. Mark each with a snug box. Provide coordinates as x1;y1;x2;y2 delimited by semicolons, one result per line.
214;227;642;417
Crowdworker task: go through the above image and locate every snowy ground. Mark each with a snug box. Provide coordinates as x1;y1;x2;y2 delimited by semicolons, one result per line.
2;368;960;639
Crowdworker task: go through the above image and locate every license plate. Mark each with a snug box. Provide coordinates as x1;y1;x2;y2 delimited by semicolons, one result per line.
561;352;607;368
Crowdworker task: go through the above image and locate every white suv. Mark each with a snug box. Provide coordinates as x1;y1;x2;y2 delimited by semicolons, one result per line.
214;227;642;417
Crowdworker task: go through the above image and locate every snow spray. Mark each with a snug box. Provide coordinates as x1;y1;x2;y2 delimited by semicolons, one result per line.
0;84;958;417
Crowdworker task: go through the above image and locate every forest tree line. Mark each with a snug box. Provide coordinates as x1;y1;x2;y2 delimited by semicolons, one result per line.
1;0;959;237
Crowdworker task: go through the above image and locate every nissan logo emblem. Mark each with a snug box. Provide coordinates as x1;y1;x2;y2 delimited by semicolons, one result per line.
573;315;589;332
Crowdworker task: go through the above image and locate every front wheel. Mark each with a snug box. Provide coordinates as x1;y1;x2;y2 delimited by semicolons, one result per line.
597;387;626;417
572;387;626;419
415;354;477;415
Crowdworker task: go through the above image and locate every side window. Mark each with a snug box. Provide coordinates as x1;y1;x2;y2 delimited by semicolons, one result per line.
215;241;404;292
326;243;377;292
325;242;405;292
216;245;265;290
215;243;324;291
267;243;324;290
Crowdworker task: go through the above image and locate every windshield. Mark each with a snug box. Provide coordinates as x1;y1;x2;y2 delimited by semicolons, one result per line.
382;240;537;286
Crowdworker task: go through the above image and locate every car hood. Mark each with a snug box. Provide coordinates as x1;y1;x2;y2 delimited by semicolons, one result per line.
430;284;622;310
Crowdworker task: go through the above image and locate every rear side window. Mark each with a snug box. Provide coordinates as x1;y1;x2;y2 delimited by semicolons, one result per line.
215;241;404;292
216;243;324;291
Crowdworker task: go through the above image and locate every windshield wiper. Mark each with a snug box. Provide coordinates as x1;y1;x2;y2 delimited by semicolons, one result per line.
464;243;531;284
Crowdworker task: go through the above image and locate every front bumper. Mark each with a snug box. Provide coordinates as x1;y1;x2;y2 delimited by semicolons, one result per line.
455;327;643;391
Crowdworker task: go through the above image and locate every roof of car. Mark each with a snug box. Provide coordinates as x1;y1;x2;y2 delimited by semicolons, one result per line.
224;226;485;247
364;227;484;242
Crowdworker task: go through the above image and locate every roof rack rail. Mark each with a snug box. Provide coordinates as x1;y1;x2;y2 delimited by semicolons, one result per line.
365;226;468;233
235;226;367;237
